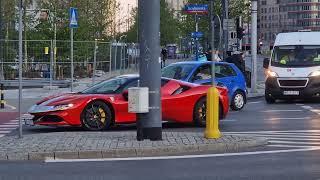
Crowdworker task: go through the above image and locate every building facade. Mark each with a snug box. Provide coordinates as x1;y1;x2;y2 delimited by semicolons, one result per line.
165;0;187;11
258;0;320;48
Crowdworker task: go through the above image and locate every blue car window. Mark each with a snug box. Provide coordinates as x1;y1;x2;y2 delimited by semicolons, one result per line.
161;64;194;80
216;64;237;77
192;65;211;82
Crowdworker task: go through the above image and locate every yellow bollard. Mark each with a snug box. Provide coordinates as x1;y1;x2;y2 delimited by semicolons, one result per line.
204;87;221;139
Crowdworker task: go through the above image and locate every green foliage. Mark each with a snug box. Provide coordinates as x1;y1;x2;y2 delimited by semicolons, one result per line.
124;0;182;46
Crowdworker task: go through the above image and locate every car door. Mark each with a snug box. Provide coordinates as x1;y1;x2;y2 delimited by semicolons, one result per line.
215;64;238;98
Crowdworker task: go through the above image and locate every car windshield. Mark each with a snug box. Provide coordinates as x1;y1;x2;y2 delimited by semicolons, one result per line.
271;45;320;67
161;64;194;80
81;77;131;94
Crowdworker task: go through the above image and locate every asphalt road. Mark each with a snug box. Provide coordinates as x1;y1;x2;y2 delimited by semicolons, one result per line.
3;95;320;179
1;150;320;180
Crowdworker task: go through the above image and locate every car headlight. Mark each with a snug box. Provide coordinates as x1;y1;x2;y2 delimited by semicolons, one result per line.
309;71;320;77
267;70;278;77
53;104;74;111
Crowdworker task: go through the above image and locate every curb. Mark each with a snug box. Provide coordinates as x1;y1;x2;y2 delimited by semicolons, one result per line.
1;137;268;161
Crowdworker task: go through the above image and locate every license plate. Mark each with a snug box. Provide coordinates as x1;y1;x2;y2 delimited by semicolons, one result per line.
24;119;34;126
283;91;300;95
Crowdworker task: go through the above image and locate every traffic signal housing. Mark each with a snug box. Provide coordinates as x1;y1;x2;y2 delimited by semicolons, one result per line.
236;18;245;40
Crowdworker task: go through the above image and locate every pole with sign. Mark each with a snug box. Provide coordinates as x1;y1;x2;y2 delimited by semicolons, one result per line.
70;7;78;92
18;0;23;138
184;4;208;61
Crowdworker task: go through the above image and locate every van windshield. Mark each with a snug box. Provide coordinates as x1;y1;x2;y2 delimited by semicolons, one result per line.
271;45;320;67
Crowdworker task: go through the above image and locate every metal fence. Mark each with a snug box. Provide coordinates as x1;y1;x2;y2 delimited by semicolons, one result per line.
0;40;139;88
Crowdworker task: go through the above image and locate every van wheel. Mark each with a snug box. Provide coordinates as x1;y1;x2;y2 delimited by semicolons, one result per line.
265;95;275;104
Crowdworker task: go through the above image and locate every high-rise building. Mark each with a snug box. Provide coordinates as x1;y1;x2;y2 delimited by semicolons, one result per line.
258;0;320;48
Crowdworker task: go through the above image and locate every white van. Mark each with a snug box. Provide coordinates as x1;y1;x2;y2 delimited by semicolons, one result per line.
263;32;320;103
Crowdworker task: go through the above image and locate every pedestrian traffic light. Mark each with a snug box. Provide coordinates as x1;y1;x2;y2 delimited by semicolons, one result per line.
237;27;245;40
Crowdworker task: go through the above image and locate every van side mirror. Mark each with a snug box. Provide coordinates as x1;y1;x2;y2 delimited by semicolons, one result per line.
263;58;269;69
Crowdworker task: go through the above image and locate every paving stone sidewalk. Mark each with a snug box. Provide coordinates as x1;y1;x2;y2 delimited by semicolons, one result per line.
0;131;267;161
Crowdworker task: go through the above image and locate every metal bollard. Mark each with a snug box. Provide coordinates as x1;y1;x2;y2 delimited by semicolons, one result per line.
204;87;221;139
0;84;4;109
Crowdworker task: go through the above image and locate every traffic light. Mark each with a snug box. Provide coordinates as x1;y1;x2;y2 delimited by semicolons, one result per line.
236;18;245;40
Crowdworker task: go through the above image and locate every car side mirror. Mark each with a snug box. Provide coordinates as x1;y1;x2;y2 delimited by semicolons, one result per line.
263;58;270;69
122;90;128;100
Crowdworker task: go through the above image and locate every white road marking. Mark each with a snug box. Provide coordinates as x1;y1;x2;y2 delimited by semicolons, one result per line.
220;119;237;122
45;147;320;163
247;101;262;104
267;145;316;148
3;122;19;125
0;131;12;133
266;117;311;120
268;137;320;141
301;106;313;110
226;134;320;138
262;110;303;113
4;104;16;110
0;125;18;128
223;130;320;133
269;140;320;145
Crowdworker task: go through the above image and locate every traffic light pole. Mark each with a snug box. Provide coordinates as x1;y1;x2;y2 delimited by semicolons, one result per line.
222;0;229;59
137;0;162;141
251;0;258;93
195;14;199;61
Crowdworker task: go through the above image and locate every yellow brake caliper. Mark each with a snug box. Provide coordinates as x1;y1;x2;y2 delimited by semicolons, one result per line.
98;108;106;123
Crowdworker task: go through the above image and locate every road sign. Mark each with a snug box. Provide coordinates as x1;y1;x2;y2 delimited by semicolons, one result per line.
223;19;235;31
191;32;204;38
69;7;78;28
184;4;208;15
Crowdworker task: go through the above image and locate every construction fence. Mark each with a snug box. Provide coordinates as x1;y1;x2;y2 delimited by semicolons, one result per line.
0;40;139;87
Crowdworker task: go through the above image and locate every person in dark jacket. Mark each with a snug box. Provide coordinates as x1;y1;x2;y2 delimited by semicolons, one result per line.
161;48;168;68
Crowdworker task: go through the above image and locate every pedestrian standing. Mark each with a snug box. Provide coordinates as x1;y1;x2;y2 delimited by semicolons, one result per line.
161;47;167;68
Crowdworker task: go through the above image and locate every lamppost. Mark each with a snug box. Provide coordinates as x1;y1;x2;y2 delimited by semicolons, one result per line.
40;9;57;80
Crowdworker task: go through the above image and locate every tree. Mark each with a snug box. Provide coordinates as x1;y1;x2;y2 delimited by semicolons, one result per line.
124;0;182;46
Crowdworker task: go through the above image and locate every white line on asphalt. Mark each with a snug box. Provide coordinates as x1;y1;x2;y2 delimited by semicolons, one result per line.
0;131;12;133
4;104;16;110
224;134;320;138
301;106;313;110
224;132;320;136
0;135;3;138
0;127;17;130
10;120;20;122
268;137;320;141
267;145;316;148
0;125;18;128
261;110;303;113
226;132;320;136
3;122;19;125
45;147;320;163
247;101;262;104
265;117;311;120
269;140;320;145
223;130;320;133
220;119;237;122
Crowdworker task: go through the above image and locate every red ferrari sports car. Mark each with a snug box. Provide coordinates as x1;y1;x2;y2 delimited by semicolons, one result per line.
28;75;229;131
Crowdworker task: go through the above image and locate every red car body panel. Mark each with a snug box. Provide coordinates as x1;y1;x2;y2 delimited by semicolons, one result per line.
30;78;229;127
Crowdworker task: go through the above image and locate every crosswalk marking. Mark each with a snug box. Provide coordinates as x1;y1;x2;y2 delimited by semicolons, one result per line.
224;130;320;149
0;113;30;137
